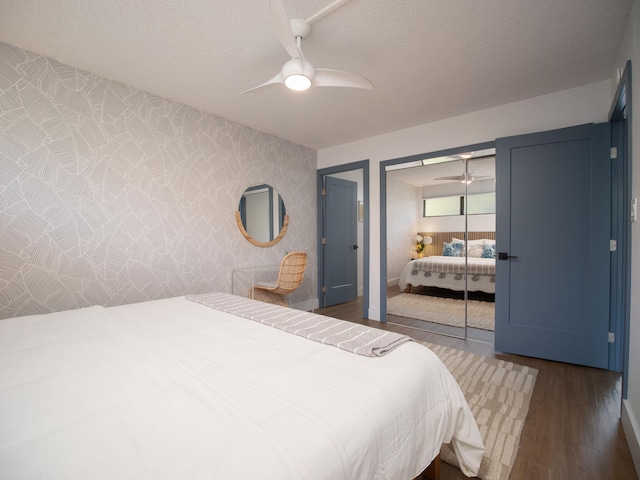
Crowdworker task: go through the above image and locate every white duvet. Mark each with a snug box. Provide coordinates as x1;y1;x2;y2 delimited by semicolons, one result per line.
0;296;484;479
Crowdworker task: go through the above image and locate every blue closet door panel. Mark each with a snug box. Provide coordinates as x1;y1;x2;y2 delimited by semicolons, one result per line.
495;123;610;369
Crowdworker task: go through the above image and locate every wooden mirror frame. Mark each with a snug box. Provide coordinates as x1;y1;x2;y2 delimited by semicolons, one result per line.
235;211;289;247
237;184;288;247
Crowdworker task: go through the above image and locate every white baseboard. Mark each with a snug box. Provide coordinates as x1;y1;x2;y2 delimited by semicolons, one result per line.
622;399;640;477
387;277;399;287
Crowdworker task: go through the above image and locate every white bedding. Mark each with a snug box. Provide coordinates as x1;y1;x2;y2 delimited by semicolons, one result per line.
0;296;484;479
399;256;496;293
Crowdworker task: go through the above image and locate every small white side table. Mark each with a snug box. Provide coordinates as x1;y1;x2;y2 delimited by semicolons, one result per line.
231;264;280;299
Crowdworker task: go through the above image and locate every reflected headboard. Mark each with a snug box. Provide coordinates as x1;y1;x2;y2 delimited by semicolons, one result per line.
419;231;495;257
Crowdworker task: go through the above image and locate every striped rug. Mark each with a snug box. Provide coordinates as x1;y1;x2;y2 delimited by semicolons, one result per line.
388;293;495;331
421;341;538;480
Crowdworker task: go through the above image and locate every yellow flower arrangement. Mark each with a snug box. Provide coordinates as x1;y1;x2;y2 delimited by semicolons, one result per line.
415;234;424;253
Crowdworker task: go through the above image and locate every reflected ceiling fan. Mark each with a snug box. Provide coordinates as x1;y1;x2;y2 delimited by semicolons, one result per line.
434;157;493;184
242;0;373;93
434;171;492;184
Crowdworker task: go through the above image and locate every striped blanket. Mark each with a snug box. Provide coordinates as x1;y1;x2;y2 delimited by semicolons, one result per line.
186;292;412;357
411;256;495;276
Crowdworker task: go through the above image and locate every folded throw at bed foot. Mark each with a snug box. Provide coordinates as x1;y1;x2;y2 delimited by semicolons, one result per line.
186;292;412;357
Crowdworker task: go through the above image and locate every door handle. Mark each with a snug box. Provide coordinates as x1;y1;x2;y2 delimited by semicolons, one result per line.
498;252;518;260
353;245;359;250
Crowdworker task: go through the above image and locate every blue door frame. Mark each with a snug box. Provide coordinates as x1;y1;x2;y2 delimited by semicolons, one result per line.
609;60;632;396
317;160;370;318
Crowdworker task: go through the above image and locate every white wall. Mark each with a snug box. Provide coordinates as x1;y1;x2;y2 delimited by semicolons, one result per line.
385;177;421;283
614;2;640;475
318;80;611;320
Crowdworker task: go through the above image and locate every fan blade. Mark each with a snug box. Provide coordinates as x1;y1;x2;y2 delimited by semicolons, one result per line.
270;0;299;58
314;68;373;89
241;72;284;94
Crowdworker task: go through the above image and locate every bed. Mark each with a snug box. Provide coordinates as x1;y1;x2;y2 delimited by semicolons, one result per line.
0;293;483;479
399;256;496;294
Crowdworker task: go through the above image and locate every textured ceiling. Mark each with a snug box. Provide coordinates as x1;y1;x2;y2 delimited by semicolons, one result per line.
0;0;632;150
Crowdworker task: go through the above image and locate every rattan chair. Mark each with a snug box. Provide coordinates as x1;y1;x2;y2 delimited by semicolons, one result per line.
250;252;307;307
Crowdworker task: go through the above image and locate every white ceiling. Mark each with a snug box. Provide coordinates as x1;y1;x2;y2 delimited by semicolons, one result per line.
0;0;632;150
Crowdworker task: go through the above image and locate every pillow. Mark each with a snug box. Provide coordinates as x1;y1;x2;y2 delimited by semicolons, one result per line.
481;241;496;259
451;238;466;256
443;241;464;257
451;237;495;256
467;243;484;258
462;238;495;246
451;237;496;258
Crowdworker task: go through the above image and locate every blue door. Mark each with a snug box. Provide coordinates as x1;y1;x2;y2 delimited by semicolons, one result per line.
495;123;611;368
324;176;358;306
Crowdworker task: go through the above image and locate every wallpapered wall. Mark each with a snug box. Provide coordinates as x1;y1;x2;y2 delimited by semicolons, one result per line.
0;42;317;320
386;176;420;283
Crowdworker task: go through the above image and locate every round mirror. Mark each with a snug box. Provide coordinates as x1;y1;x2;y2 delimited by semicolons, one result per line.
236;184;289;247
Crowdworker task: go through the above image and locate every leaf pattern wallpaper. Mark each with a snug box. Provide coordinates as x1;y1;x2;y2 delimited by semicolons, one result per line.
0;42;317;320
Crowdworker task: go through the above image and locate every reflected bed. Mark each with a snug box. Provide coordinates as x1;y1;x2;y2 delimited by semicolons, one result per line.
399;256;496;294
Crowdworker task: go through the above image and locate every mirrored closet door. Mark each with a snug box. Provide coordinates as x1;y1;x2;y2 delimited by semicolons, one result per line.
385;150;496;340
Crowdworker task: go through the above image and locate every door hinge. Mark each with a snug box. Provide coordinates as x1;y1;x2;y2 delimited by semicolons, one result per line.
610;147;618;159
322;286;327;293
322;237;326;245
321;188;326;196
608;332;615;343
610;239;617;252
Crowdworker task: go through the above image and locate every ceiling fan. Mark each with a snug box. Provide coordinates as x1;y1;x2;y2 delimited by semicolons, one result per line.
434;159;493;184
434;171;492;184
242;0;373;93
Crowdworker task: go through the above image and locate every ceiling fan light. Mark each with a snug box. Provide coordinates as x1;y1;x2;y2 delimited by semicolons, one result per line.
285;74;312;91
281;58;314;91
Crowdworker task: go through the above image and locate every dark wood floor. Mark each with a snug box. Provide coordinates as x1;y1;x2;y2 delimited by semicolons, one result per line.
316;291;638;480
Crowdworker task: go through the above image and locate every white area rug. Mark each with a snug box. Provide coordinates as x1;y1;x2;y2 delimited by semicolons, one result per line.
422;341;538;480
388;293;495;331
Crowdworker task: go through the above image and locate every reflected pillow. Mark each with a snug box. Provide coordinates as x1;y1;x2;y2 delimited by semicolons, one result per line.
456;237;495;246
443;242;464;257
467;244;484;257
481;242;496;259
452;237;495;256
451;238;466;256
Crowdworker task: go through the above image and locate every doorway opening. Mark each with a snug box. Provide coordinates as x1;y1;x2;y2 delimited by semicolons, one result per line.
317;160;370;318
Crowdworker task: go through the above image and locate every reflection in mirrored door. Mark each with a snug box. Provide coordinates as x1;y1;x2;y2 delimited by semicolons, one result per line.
385;150;496;341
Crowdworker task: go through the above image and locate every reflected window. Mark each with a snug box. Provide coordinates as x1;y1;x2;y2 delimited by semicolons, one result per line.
423;192;495;217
